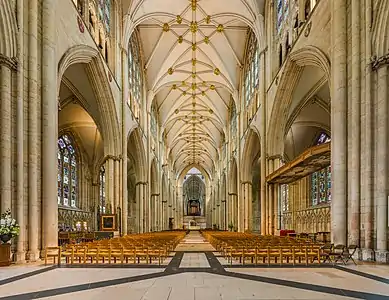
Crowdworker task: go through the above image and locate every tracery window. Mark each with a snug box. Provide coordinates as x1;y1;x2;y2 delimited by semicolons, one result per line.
98;0;111;33
150;104;158;136
99;165;106;213
230;101;237;139
128;33;143;105
57;134;78;208
276;0;290;33
281;184;289;211
244;30;259;105
311;132;331;206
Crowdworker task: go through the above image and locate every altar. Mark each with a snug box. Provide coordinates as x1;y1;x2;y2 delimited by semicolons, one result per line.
188;220;201;230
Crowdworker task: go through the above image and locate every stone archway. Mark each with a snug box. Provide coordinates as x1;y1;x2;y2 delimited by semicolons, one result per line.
127;127;147;233
228;158;238;231
241;128;261;232
150;158;159;231
267;46;331;156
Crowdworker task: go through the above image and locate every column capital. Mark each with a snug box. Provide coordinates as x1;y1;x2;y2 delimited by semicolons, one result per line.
135;181;147;186
105;154;121;161
0;54;17;70
372;53;389;71
241;181;252;185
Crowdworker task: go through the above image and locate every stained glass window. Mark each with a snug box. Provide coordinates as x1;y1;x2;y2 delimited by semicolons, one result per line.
281;184;289;211
99;165;106;213
244;30;259;105
311;132;331;206
128;33;143;104
98;0;111;33
57;134;78;207
276;0;290;33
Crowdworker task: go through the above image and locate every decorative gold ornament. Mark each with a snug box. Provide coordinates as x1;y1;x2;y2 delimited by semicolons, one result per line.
182;81;187;86
176;15;182;24
204;36;210;44
217;24;224;32
191;0;197;11
183;91;187;96
168;67;174;75
163;23;170;32
178;36;183;43
209;109;213;114
172;84;177;90
190;21;198;33
192;72;196;78
192;43;197;51
192;59;197;66
206;15;211;24
192;94;196;99
214;68;220;75
201;91;205;96
191;83;197;90
210;84;215;90
192;102;196;107
175;109;179;114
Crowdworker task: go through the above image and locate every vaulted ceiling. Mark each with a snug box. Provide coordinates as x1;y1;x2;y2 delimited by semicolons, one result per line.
125;0;265;176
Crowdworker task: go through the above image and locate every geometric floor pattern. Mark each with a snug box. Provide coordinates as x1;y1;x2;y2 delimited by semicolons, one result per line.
1;233;388;299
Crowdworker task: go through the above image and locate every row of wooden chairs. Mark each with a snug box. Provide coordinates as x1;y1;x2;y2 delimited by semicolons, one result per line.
45;231;185;265
203;231;357;266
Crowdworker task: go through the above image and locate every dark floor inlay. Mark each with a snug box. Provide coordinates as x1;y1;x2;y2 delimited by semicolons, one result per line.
165;252;184;274
205;252;225;272
224;270;388;300
0;271;167;300
0;266;57;287
335;265;389;285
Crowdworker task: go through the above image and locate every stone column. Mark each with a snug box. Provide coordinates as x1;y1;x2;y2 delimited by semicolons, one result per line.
135;182;144;233
121;45;128;235
26;0;39;261
42;0;58;248
260;52;267;236
331;0;348;245
107;158;115;213
376;66;389;262
228;193;233;229
268;159;274;234
0;60;12;214
362;0;374;259
114;159;120;212
349;0;361;247
242;182;252;232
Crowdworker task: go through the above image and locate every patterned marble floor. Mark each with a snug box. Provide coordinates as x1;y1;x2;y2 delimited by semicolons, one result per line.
1;233;388;300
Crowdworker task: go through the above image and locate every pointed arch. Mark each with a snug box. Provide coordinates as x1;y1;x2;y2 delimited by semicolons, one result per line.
127;127;147;181
0;1;17;58
267;46;331;156
57;44;121;156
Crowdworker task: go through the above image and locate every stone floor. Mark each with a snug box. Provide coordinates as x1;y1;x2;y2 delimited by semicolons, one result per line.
0;232;388;299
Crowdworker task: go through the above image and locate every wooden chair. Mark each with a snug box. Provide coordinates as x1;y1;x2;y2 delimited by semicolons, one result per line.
45;247;60;265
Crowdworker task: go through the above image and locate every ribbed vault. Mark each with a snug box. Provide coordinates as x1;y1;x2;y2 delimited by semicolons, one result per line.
125;0;264;175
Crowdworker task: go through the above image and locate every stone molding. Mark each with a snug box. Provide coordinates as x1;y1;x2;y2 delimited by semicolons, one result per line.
0;53;17;70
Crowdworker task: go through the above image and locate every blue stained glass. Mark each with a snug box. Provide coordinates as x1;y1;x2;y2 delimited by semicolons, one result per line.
57;134;78;207
58;139;66;149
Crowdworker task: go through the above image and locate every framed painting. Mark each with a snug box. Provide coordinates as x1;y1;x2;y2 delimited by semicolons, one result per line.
100;214;116;231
